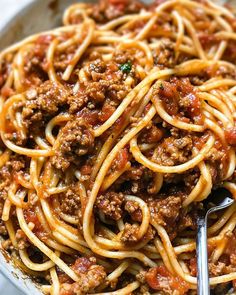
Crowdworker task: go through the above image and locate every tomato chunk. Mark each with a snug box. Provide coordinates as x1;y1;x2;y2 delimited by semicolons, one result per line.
225;127;236;146
146;266;190;295
114;148;129;170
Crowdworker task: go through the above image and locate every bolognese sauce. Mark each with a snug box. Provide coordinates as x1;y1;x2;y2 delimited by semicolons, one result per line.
0;0;236;294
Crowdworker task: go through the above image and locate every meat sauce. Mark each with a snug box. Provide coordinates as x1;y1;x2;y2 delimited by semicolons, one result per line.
24;209;48;240
146;266;190;294
157;78;203;124
59;257;106;295
112;148;129;171
225;127;236;146
0;0;235;294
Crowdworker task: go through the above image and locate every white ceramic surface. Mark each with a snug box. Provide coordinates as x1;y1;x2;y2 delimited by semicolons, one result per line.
0;3;31;293
0;0;33;29
0;2;77;293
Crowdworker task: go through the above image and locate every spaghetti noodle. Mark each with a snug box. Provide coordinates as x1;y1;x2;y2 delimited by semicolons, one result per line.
0;0;236;294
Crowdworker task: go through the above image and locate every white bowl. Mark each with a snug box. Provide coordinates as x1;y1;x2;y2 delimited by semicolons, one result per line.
0;0;234;294
0;1;79;293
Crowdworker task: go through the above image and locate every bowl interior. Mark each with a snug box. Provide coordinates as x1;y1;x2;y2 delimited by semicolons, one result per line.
0;0;235;294
0;1;78;293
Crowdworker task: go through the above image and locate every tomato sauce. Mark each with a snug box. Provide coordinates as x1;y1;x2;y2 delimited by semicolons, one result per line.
225;127;236;146
24;209;48;240
146;266;190;294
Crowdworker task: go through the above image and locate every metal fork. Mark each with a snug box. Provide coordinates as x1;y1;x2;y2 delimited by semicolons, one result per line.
196;190;234;295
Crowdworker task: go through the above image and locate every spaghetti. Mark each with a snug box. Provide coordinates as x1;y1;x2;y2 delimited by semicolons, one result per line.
0;0;236;294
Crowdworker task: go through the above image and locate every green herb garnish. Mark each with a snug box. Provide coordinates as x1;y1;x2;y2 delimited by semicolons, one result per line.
159;83;164;90
120;61;132;73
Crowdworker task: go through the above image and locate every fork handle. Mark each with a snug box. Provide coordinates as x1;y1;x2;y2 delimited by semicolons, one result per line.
196;215;210;295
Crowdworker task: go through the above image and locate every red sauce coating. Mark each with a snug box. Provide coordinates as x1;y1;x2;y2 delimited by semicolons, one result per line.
79;109;100;126
113;148;129;170
225;127;236;146
158;78;202;123
24;209;47;240
34;35;54;59
98;103;115;122
146;266;190;294
0;0;235;293
159;81;179;115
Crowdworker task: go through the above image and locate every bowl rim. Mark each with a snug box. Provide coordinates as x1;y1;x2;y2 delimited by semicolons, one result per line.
0;0;234;294
0;256;32;295
0;1;48;294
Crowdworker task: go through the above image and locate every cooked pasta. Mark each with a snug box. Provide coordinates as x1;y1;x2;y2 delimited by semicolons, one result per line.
1;0;236;294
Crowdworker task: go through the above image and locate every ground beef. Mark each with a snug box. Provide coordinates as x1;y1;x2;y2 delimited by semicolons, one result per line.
206;146;226;164
11;158;25;171
60;184;81;216
125;200;140;216
182;169;200;189
24;58;47;87
190;232;236;280
52;117;94;171
209;262;226;276
60;257;106;295
0;155;25;200
113;50;134;66
136;270;147;284
69;57;128;113
206;141;227;184
230;253;236;266
124;165;146;181
124;200;143;224
120;223;155;244
120;223;139;243
153;78;202;123
4;130;27;146
153;39;176;68
148;195;182;226
153;135;193;166
113;49;141;83
96;192;124;220
91;0;145;23
15;229;29;250
23;35;54;87
22;81;70;130
85;80;127;104
145;265;190;294
117;163;155;195
177;212;197;232
54;43;79;74
89;58;107;74
0;166;11;200
85;59;128;104
191;257;236;279
139;124;164;144
67;83;88;114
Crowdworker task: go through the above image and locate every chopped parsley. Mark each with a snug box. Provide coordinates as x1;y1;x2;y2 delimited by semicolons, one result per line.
159;83;164;90
120;61;132;73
